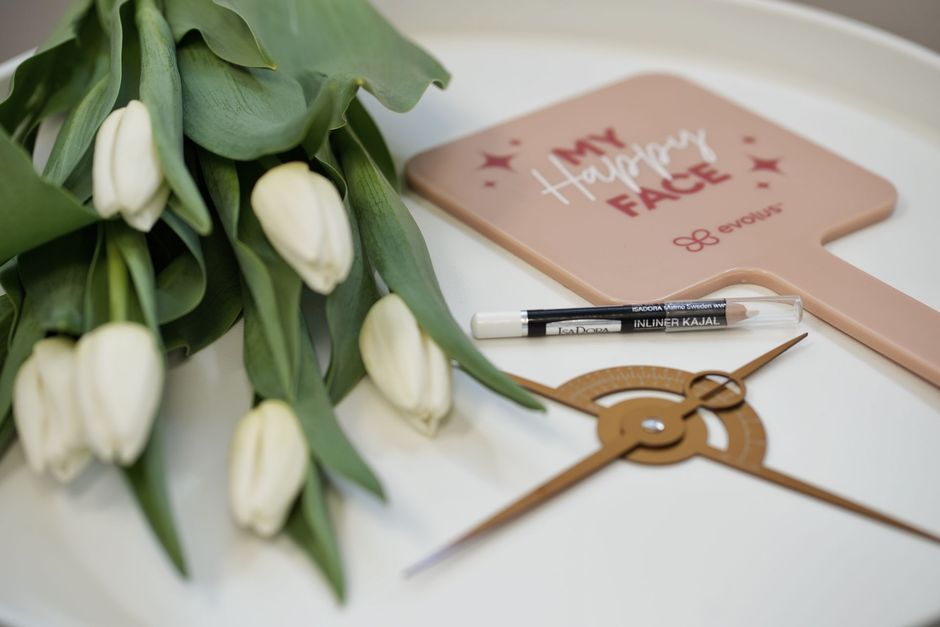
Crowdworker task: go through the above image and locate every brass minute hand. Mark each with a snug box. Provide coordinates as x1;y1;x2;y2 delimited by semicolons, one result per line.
407;334;810;576
404;430;645;577
698;446;940;545
405;370;739;576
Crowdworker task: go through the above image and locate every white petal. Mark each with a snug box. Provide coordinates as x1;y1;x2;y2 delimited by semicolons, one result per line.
92;107;125;218
94;323;163;464
360;294;427;415
229;407;264;529
32;337;90;482
311;173;354;289
384;330;452;437
75;323;164;465
12;356;49;474
122;184;169;232
113;100;164;212
75;330;114;460
251;401;308;536
250;162;353;294
229;400;308;537
419;334;453;426
275;240;344;295
251;162;324;262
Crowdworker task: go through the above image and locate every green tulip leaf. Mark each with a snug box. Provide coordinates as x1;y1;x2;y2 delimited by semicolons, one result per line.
40;19;109;123
0;265;33;437
108;221;159;334
324;199;378;404
0;300;45;434
345;96;397;191
43;75;108;185
42;0;133;186
0;295;14;365
164;0;275;69
94;0;117;33
0;0;94;139
241;295;298;401
124;419;189;577
0;415;14;461
201;152;381;497
296;319;383;498
200;152;299;398
0;262;19;398
0;294;14;457
218;0;449;113
0;263;25;343
334;127;543;411
136;0;211;235
0;127;97;266
154;207;207;324
161;213;242;356
307;136;346;199
17;227;97;336
286;465;345;602
83;224;111;331
43;0;96;51
178;40;355;160
63;145;95;204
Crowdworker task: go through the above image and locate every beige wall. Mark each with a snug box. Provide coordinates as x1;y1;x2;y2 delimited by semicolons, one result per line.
0;0;938;61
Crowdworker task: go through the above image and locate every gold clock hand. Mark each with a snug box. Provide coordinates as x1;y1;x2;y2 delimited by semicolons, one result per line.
407;377;720;576
510;334;808;419
677;333;807;413
404;434;643;577
408;335;812;576
729;332;808;380
507;373;604;416
698;446;940;546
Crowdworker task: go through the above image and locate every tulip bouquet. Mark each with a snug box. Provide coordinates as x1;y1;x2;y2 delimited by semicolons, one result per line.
0;0;541;600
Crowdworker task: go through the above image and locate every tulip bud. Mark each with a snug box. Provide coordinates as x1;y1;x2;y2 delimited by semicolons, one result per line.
359;294;452;436
74;322;164;465
229;400;308;537
250;162;354;294
13;337;91;482
93;99;169;232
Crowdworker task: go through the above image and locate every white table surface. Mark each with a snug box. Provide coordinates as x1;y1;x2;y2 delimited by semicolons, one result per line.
1;1;939;626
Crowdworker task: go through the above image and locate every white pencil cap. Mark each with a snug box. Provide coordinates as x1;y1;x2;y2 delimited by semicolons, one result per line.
470;310;526;339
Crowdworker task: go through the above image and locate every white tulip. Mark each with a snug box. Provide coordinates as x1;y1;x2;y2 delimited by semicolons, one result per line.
13;337;91;482
250;162;354;294
74;322;164;465
229;400;308;537
93;99;169;232
359;294;452;436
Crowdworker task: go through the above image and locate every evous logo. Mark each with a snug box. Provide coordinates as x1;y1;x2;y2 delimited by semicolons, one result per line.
672;229;720;253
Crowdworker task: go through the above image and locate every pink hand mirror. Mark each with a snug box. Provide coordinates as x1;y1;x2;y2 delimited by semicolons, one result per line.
406;74;940;386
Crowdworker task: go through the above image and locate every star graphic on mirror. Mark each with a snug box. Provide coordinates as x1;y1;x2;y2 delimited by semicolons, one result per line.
749;155;783;174
478;151;516;172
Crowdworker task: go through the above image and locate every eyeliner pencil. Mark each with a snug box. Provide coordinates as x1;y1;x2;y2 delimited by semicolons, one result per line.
470;296;802;339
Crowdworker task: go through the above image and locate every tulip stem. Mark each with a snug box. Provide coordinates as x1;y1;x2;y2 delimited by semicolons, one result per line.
105;228;129;323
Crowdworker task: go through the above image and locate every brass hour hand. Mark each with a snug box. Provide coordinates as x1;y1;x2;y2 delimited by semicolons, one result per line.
405;400;691;577
509;334;809;416
404;440;639;577
698;446;940;546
